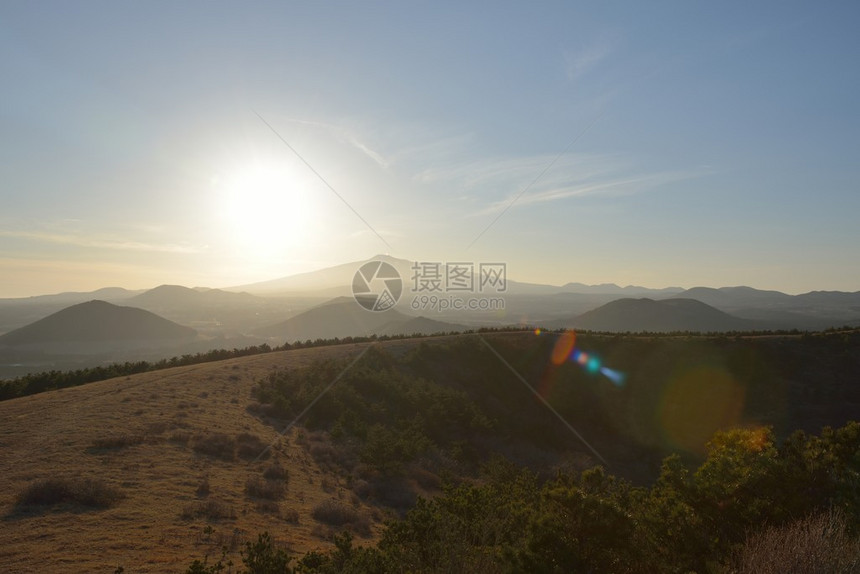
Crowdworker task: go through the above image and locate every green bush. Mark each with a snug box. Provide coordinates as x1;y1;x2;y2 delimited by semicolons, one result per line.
241;532;292;574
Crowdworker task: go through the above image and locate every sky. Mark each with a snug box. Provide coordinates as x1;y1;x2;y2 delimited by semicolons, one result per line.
1;1;859;297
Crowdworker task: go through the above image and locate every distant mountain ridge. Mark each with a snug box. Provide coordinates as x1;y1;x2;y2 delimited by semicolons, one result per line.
671;286;795;309
0;287;142;306
1;256;858;341
548;298;759;333
226;255;686;297
129;285;260;308
0;300;196;346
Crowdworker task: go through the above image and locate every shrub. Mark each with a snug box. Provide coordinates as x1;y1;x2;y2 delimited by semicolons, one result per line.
731;509;860;574
256;500;280;515
192;433;236;460
241;532;292;573
311;499;360;526
17;477;124;509
311;499;373;536
236;433;270;461
180;499;237;521
262;463;288;482
283;508;300;524
196;476;210;497
245;477;285;501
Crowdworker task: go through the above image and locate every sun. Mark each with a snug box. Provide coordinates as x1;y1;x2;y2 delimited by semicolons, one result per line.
214;161;316;255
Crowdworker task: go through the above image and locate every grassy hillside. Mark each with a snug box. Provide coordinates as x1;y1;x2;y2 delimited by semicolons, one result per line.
1;330;858;572
0;344;385;573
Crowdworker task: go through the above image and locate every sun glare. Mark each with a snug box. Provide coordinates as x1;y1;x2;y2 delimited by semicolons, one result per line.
214;162;315;256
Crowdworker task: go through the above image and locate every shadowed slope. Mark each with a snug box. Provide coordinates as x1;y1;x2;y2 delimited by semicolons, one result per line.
0;300;196;346
255;297;410;341
549;297;757;332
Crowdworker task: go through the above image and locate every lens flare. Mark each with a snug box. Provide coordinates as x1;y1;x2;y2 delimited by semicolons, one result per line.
577;351;589;366
551;330;577;365
535;328;626;386
600;366;626;386
657;366;745;454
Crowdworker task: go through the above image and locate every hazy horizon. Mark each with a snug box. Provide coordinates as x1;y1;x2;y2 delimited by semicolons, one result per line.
0;251;854;300
2;3;859;297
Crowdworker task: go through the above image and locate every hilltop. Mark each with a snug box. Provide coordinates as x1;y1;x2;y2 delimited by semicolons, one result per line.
254;298;410;341
549;297;758;332
0;300;196;346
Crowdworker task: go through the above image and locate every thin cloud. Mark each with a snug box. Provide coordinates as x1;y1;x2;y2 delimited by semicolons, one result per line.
389;131;476;168
274;115;391;169
0;230;203;254
347;136;389;169
416;153;612;190
564;37;615;81
413;152;706;216
273;114;475;173
481;169;703;214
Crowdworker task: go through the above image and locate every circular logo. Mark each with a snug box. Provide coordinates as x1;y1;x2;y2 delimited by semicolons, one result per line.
352;261;402;312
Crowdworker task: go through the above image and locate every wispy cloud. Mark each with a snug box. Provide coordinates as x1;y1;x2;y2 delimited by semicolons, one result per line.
273;116;391;169
415;152;615;192
268;113;478;177
386;131;476;168
481;169;702;214
0;230;203;254
413;152;706;216
347;136;389;168
564;37;615;81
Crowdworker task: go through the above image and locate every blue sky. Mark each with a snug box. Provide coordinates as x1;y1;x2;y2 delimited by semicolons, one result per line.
1;1;858;296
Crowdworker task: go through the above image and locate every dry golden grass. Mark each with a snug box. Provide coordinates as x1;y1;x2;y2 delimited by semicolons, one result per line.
0;341;412;573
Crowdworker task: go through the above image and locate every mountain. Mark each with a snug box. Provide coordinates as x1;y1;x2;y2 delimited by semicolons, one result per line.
559;282;684;296
227;255;414;295
674;287;860;330
0;300;196;346
374;316;466;336
255;297;412;341
0;287;142;306
794;290;860;309
227;255;685;298
672;286;795;309
123;284;297;335
547;298;757;333
129;284;261;308
0;287;145;336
